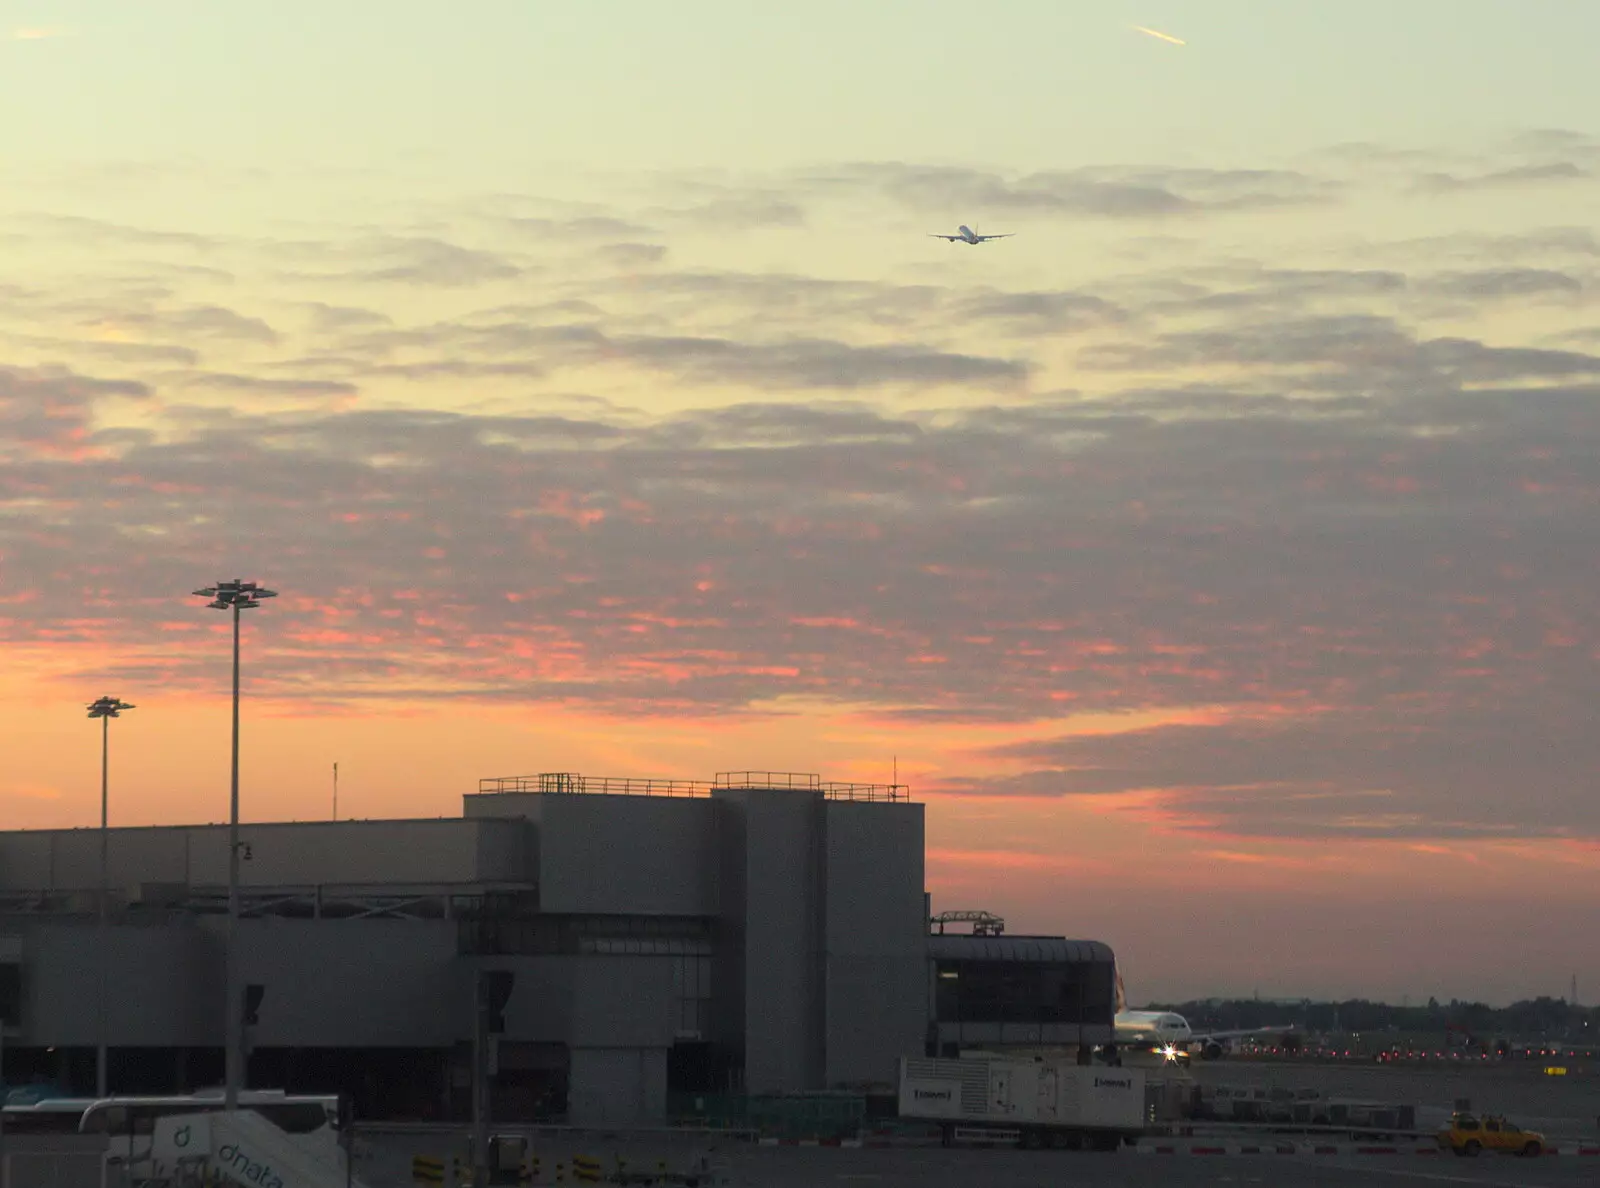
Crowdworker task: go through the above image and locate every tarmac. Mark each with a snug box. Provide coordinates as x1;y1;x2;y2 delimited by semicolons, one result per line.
357;1135;1600;1188
1186;1058;1600;1142
354;1058;1600;1187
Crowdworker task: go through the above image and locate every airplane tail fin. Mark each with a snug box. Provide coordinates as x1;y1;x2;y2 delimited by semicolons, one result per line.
1114;964;1127;1013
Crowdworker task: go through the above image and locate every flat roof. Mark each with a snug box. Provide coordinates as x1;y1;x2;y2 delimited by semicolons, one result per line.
474;770;911;802
0;816;528;838
928;935;1115;964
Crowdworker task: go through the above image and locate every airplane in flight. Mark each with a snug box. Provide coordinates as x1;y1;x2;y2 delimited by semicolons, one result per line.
930;224;1013;245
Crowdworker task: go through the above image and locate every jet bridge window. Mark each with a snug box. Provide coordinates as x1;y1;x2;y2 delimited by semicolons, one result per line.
0;962;17;1023
935;959;1113;1025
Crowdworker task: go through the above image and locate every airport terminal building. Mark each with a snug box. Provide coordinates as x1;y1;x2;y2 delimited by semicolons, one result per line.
0;771;1116;1125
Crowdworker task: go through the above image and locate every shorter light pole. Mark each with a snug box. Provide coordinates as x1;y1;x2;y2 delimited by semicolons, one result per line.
86;695;135;1099
474;971;513;1188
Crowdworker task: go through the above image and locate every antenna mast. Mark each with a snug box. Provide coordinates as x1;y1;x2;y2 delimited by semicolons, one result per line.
333;761;339;821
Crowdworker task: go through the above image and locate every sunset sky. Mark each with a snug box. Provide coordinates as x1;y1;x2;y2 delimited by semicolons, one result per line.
3;0;1598;1006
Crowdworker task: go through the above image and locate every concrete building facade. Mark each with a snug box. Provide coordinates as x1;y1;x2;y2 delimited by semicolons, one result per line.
0;771;934;1124
0;769;1115;1126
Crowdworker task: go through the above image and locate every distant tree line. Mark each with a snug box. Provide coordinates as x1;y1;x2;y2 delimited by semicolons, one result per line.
1147;996;1600;1041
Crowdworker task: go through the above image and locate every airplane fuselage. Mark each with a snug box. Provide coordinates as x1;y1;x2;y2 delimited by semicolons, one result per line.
957;224;980;243
1114;1010;1193;1047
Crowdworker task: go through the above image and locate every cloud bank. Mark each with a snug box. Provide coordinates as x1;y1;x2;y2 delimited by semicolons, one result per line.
2;132;1599;853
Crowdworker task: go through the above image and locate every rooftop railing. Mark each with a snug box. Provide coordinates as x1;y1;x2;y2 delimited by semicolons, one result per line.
819;782;911;802
713;771;821;790
476;773;709;797
475;771;910;801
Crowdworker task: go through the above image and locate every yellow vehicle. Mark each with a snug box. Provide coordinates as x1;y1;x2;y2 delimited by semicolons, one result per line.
1437;1113;1546;1157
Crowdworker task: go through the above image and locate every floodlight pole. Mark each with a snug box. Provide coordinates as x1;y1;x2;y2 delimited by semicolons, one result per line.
194;579;275;1115
227;595;242;1114
100;709;109;1098
87;695;135;1099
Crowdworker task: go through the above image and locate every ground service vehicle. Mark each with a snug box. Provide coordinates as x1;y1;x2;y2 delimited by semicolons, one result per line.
79;1090;343;1172
898;1055;1146;1151
145;1108;369;1188
1437;1112;1546;1157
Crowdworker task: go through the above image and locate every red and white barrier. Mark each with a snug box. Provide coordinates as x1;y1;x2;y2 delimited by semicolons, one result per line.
1139;1141;1600;1157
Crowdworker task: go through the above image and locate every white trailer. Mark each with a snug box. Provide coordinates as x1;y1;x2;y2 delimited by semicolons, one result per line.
898;1056;1146;1151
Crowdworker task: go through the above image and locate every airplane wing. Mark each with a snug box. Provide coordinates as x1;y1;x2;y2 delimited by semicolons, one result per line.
928;233;962;240
975;234;1015;241
1191;1025;1295;1044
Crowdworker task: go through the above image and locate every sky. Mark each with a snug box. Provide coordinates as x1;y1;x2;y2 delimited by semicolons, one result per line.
2;0;1599;1006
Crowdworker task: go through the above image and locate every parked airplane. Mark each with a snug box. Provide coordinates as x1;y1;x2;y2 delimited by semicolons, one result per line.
930;224;1013;244
1111;968;1291;1060
1114;1009;1295;1060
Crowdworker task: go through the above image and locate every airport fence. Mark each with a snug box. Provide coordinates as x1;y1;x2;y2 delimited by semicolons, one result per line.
0;1150;104;1188
666;1092;865;1141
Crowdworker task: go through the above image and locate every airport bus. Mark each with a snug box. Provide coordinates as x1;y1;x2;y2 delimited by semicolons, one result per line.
77;1090;342;1164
